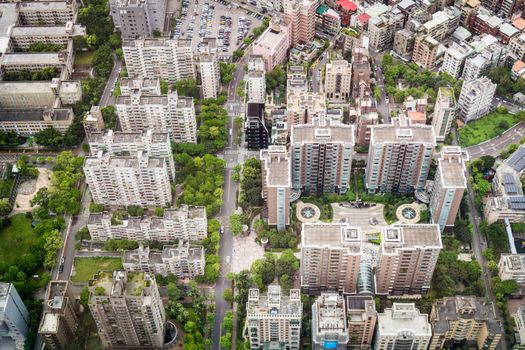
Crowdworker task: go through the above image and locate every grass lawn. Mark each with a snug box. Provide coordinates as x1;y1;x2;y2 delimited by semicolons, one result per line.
74;51;95;65
0;177;14;198
459;112;520;147
71;257;123;283
0;214;36;265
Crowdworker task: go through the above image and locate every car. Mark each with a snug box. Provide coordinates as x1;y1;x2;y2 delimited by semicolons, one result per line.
226;256;230;264
61;256;65;264
220;226;224;234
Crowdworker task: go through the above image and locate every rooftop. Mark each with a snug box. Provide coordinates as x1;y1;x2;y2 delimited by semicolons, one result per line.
291;117;354;145
0;108;72;122
1;52;65;65
302;223;362;254
313;293;347;333
432;296;503;335
261;146;291;187
499;23;519;37
438;147;467;188
246;285;302;317
378;303;431;336
11;24;85;37
337;0;357;12
0;3;18;39
370;116;435;145
381;224;442;254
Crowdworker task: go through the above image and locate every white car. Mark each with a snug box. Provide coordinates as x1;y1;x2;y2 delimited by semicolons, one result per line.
226;256;230;264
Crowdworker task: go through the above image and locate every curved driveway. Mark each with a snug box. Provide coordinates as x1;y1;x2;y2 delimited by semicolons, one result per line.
465;122;525;159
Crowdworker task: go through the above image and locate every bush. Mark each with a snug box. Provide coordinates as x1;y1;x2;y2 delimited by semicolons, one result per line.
103;239;139;251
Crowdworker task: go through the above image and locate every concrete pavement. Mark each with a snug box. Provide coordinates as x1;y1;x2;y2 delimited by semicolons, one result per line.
99;54;122;107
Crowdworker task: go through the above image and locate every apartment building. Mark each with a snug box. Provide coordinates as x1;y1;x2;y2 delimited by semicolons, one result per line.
246;59;266;103
356;98;379;147
252;18;291;72
0;47;73;76
368;10;404;51
324;60;352;101
412;35;439;70
366;115;436;194
462;39;507;82
0;283;29;350
0;108;73;136
246;102;269;150
243;286;302;350
87;205;207;242
17;0;77;25
509;33;525;60
376;224;442;295
83;106;104;138
8;22;85;50
300;223;362;294
88;271;165;350
315;4;341;36
515;305;525;346
123;243;205;279
375;303;432;350
123;38;195;83
88;129;175;181
119;77;161;96
457;76;496;122
109;0;166;39
431;87;456;142
430;147;468;232
116;89;197;143
393;29;416;61
199;39;220;99
440;42;473;78
351;46;372;100
287;65;309;94
485;146;525;224
286;92;327;127
38;281;79;350
291;117;354;195
260;146;291;230
311;294;349;350
423;10;449;41
499;254;525;285
0;79;81;108
404;96;428;125
283;0;317;46
429;296;503;350
84;152;172;207
346;295;377;349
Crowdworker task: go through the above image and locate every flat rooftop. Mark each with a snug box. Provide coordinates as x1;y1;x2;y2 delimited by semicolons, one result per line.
382;224;442;253
0;108;71;122
11;24;85;37
1;52;64;65
261;147;290;187
291;118;354;145
19;1;73;11
39;313;59;333
438;156;467;188
0;3;18;38
0;81;53;94
256;26;287;49
378;303;431;336
371;120;435;145
302;223;362;254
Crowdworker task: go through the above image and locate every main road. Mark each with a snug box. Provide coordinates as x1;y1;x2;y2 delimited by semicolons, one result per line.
212;49;246;349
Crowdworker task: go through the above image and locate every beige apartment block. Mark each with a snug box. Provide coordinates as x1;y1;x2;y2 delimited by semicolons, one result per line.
346;295;377;349
324;60;352;101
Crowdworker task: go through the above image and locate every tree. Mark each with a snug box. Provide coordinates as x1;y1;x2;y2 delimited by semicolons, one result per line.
233;49;244;61
223;289;234;304
153;29;162;37
34;128;63;147
100;105;117;129
220;333;232;349
229;214;244;235
219;62;236;85
73;36;87;52
154;207;164;217
175;79;200;98
92;44;114;78
160;80;169;94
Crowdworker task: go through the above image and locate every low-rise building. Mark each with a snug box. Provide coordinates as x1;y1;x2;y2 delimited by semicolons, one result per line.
0;108;73;136
0;79;81;108
286;92;327;127
429;296;503;350
311;294;349;350
485;146;525;223
8;22;85;50
375;303;432;350
252;18;291;72
123;243;205;278
87;205;207;242
498;254;525;285
287;65;308;95
315;4;341;36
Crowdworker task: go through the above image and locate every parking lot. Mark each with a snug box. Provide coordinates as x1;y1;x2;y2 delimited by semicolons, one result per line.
173;0;263;56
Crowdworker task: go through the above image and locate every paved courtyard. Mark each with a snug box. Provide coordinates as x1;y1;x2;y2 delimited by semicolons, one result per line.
229;230;265;274
331;203;387;233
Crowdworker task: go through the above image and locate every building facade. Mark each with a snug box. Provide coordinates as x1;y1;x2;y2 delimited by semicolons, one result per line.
123;38;195;83
88;271;165;349
346;295;377;349
251;18;291;72
430;147;468;232
84;152;172;207
324;60;352;101
123;243;205;278
283;0;317;46
301;223;362;294
291;117;354;195
366;115;436;194
311;294;349;350
87;205;207;242
109;0;167;39
260;146;291;230
431;87;456;143
0;283;29;350
375;303;432;350
376;224;442;295
116;90;197;143
429;296;503;350
244;285;302;350
457;76;496;122
38;281;79;350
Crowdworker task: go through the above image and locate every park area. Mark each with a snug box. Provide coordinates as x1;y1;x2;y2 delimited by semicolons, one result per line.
71;257;123;283
0;214;36;265
459;112;520;147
